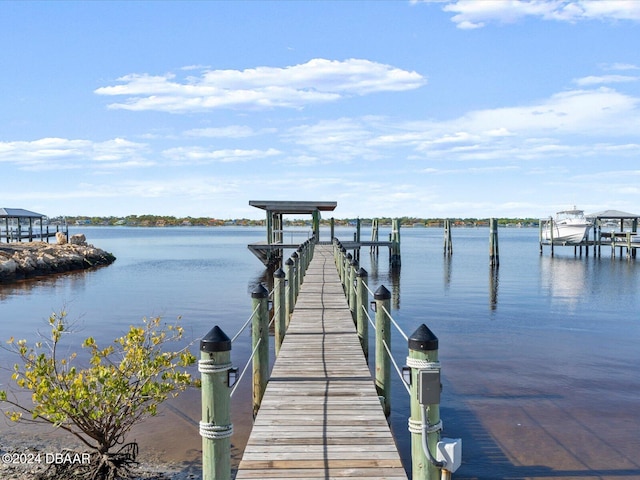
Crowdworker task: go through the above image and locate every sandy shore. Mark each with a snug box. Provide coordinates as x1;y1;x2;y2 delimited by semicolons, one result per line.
0;387;254;480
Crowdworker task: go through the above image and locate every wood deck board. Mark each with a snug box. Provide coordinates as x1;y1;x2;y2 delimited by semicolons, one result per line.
236;245;408;480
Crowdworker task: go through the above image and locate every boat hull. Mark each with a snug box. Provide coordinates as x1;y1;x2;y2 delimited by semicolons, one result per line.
542;223;591;243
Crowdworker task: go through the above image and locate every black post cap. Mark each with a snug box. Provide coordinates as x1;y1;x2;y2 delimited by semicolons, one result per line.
374;284;391;300
356;267;368;277
350;258;358;267
251;284;269;299
408;324;439;352
273;268;285;278
291;251;299;258
200;325;231;352
285;258;294;266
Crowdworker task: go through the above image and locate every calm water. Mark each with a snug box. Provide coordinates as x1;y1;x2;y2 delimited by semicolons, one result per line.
1;226;639;479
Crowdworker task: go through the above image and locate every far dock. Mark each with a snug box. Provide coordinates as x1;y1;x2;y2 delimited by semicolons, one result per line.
540;209;640;258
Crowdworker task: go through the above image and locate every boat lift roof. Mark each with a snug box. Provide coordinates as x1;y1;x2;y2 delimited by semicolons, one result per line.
586;209;640;220
0;208;46;219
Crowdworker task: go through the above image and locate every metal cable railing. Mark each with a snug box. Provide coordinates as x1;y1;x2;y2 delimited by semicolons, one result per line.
230;337;261;398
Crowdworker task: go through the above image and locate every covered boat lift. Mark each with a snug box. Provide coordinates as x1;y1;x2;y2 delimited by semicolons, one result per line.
248;200;337;266
587;209;640;258
1;208;47;243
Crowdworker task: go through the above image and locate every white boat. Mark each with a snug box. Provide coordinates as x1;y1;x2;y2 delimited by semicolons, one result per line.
542;207;592;243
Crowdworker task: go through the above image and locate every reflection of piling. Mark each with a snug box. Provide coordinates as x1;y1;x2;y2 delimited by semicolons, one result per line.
489;218;499;267
443;219;453;256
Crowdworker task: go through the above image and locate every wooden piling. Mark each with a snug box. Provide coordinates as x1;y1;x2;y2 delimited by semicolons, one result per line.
374;285;392;416
371;218;379;254
443;219;453;256
284;258;294;326
291;251;300;302
199;326;233;480
356;267;369;360
251;285;269;417
489;218;499;267
348;258;358;320
273;268;286;356
408;324;441;480
390;218;401;267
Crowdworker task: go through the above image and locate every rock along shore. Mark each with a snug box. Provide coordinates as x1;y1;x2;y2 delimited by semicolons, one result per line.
0;234;116;283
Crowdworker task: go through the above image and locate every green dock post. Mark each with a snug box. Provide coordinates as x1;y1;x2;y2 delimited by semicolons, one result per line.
200;326;233;480
342;252;352;291
356;267;369;360
374;285;392;416
297;247;305;290
408;324;441;480
273;268;286;356
355;218;361;262
292;251;300;302
489;218;499;267
348;258;358;320
251;285;269;417
285;258;294;326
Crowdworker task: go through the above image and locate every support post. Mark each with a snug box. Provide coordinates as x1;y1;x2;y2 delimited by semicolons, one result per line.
291;251;300;302
374;285;391;416
348;258;358;319
408;324;441;480
356;267;369;360
489;218;499;267
251;284;269;417
390;218;401;267
443;219;453;256
200;326;233;480
285;258;294;326
273;268;286;356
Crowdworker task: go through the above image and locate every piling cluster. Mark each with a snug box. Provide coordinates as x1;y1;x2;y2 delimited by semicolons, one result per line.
0;239;116;282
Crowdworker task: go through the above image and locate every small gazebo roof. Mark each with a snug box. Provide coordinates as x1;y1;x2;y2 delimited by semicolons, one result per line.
0;208;46;218
249;200;337;214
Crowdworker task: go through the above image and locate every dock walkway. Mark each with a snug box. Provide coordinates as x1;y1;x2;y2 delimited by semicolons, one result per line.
236;245;408;479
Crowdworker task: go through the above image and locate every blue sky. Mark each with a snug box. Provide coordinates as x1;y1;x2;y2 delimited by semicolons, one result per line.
1;1;639;220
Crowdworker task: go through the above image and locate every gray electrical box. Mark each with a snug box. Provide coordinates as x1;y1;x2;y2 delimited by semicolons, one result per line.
418;369;441;405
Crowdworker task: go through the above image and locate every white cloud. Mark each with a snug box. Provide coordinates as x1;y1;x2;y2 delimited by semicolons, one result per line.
94;58;426;112
184;125;257;138
574;74;639;86
418;1;640;28
281;86;640;163
162;146;281;165
0;137;152;171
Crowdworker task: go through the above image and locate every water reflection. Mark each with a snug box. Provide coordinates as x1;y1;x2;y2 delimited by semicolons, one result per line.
539;256;589;309
489;267;499;311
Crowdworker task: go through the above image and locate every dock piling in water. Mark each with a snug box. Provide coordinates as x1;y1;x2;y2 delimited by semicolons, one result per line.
489;218;500;267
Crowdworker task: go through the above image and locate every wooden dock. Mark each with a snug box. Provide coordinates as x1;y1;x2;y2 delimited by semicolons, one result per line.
236;245;408;479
